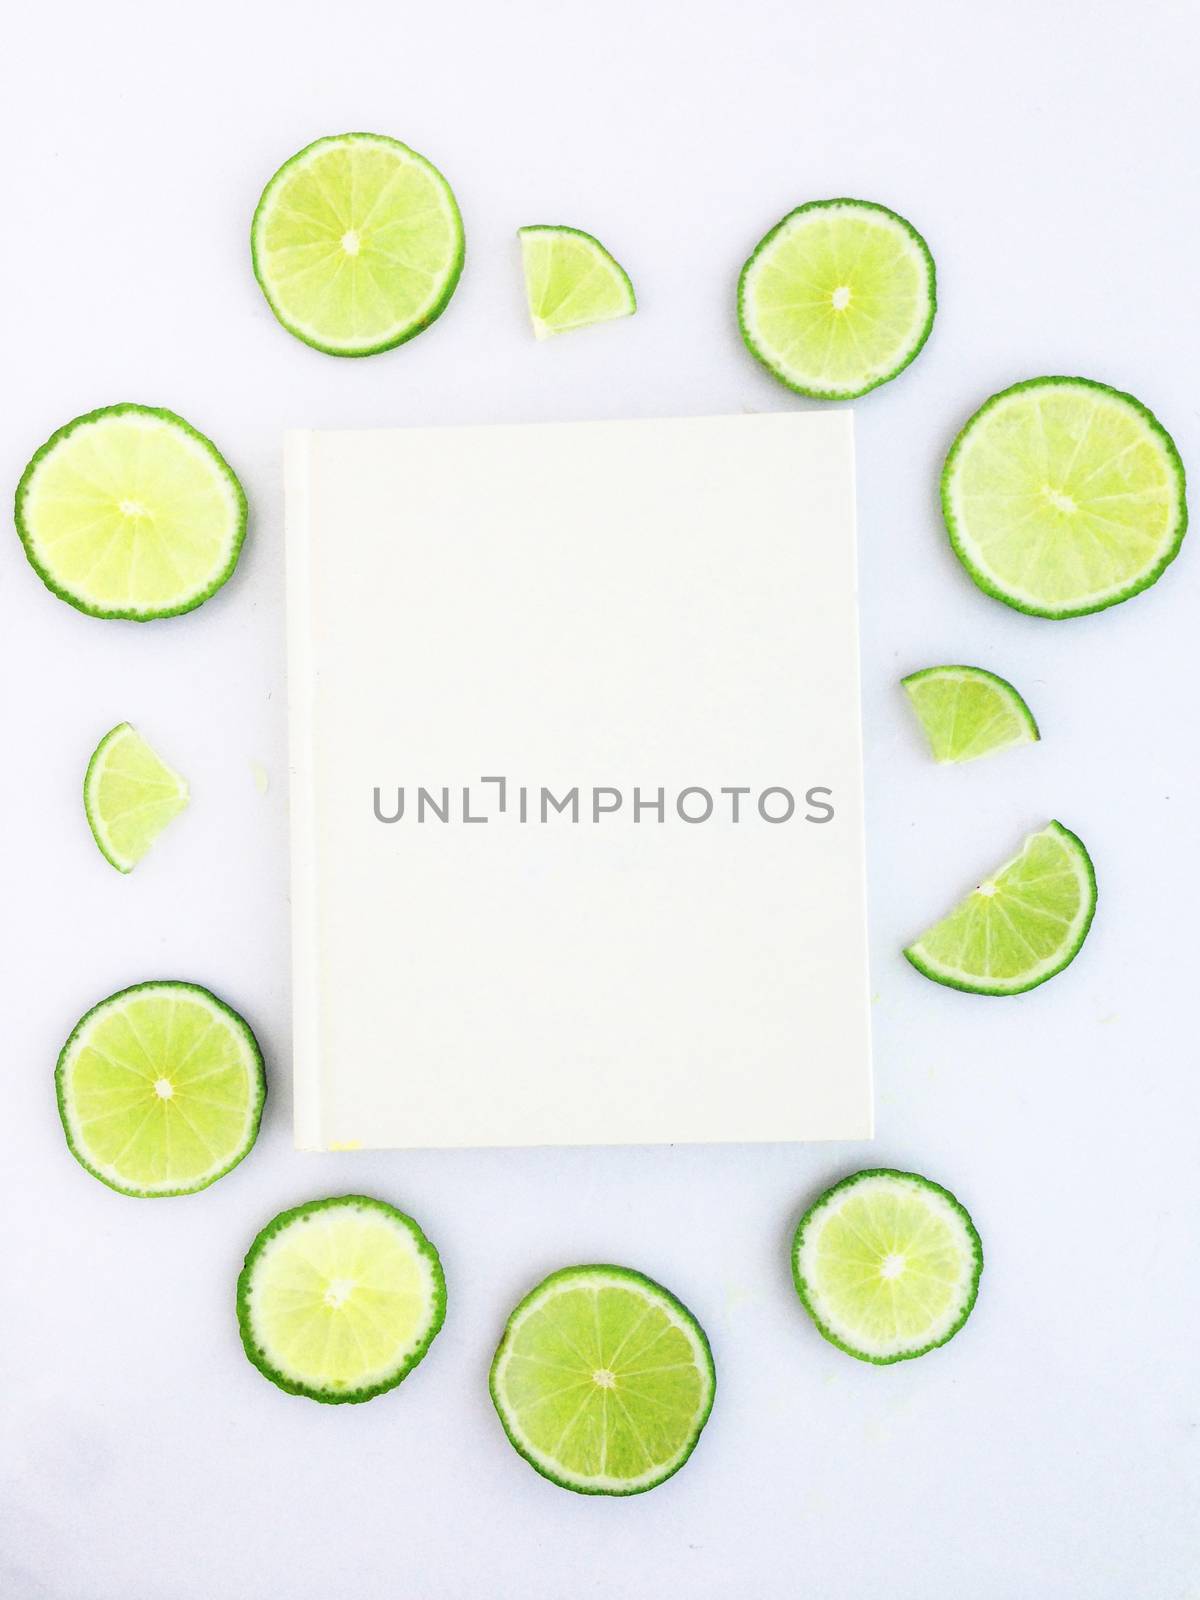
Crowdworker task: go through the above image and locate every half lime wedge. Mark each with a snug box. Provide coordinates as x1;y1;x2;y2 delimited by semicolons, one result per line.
905;820;1096;994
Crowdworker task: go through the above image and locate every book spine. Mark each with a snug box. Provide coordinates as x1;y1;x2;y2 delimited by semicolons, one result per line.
284;430;325;1149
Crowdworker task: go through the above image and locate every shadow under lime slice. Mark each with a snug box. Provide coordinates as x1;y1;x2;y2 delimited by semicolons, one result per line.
15;405;246;620
902;665;1039;764
237;1196;446;1403
792;1169;983;1364
490;1264;715;1496
518;225;636;338
84;722;189;872
56;981;265;1196
942;376;1187;618
905;820;1096;995
251;133;464;356
738;198;936;399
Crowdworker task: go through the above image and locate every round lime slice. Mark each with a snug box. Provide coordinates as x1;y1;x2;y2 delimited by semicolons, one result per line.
251;133;464;356
738;198;936;399
84;722;189;872
942;376;1187;618
16;405;246;620
490;1264;715;1496
56;981;265;1197
902;665;1040;764
905;820;1097;995
792;1169;983;1364
518;225;636;338
237;1195;446;1404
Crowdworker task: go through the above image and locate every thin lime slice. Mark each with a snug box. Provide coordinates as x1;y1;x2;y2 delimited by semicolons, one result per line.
902;665;1040;764
84;722;189;872
15;405;246;620
490;1264;715;1496
251;133;464;357
237;1195;446;1404
518;226;636;339
738;198;936;399
905;820;1096;995
792;1169;983;1364
56;981;265;1197
942;377;1187;618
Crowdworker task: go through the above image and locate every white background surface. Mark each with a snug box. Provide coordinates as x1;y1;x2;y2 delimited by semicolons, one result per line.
2;2;1197;1595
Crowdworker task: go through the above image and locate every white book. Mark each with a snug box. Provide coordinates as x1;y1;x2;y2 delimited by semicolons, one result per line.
286;412;871;1150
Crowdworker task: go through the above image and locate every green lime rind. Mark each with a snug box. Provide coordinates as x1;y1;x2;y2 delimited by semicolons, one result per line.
236;1195;447;1404
83;722;190;873
489;1263;716;1497
941;376;1188;619
901;664;1040;764
791;1168;983;1365
738;198;937;400
904;820;1097;996
55;980;266;1198
15;404;247;621
251;132;465;358
517;225;636;338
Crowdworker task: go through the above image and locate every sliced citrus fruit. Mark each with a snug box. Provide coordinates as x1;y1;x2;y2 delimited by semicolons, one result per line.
738;198;936;399
237;1195;446;1403
84;722;189;872
56;981;265;1196
15;405;246;620
942;376;1187;617
518;225;636;338
251;132;464;356
490;1264;715;1495
902;665;1039;763
792;1169;983;1363
905;820;1096;995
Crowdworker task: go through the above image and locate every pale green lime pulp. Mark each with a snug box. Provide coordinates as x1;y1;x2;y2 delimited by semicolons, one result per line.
491;1267;714;1495
252;134;463;355
518;226;635;338
57;983;264;1196
902;666;1039;764
17;408;244;619
239;1199;443;1400
794;1172;981;1362
943;379;1186;616
740;200;934;398
85;723;188;872
906;821;1096;994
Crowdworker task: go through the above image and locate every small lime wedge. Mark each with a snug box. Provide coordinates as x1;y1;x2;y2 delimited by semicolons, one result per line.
942;376;1187;617
237;1195;446;1403
738;198;936;399
518;226;636;339
490;1264;715;1495
16;405;246;620
902;665;1039;764
905;820;1097;995
792;1169;983;1363
84;722;189;872
56;981;265;1196
251;133;464;356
